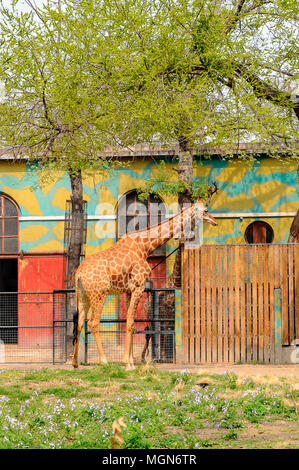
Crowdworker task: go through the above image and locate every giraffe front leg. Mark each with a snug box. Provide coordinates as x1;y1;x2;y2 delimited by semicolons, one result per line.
124;320;135;371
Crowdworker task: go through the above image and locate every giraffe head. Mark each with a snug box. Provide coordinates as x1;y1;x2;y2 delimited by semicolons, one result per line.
193;199;217;226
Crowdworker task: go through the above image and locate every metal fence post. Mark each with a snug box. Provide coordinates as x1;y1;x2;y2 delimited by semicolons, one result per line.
65;292;68;362
84;319;88;364
153;290;160;361
52;292;55;364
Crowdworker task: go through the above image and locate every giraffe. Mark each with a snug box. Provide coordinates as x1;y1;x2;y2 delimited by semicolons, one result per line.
72;200;217;370
141;242;182;363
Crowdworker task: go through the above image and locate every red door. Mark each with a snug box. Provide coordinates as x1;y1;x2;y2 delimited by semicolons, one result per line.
18;254;65;346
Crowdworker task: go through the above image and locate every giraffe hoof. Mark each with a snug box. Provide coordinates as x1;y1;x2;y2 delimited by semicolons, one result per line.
72;362;79;369
125;362;135;371
99;358;108;365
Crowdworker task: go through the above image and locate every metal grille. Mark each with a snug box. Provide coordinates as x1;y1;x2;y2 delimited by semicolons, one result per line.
83;287;176;365
64;200;88;255
52;287;176;365
53;289;76;363
0;292;54;363
64;199;88;286
0;287;176;365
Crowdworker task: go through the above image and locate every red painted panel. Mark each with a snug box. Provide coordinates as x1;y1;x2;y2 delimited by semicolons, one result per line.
18;254;65;292
18;254;66;346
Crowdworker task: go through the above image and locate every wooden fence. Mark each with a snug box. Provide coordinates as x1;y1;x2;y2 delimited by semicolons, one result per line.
181;244;299;364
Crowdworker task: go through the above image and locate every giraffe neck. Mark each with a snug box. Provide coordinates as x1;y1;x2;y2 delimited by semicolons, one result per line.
130;204;197;257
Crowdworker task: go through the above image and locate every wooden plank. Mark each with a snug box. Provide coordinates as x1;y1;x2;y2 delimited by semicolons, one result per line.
258;245;264;362
189;248;195;363
273;244;281;363
200;246;206;363
263;244;270;363
234;245;240;363
252;245;258;362
217;246;223;363
182;247;189;363
288;244;294;344
195;248;200;363
240;246;246;363
281;245;289;345
223;246;229;363
294;245;299;343
228;246;235;363
274;287;282;363
206;247;212;363
275;243;281;281
246;246;252;362
269;244;275;363
211;246;217;362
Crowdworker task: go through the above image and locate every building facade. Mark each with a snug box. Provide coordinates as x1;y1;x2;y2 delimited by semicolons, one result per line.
0;149;297;291
0;148;297;354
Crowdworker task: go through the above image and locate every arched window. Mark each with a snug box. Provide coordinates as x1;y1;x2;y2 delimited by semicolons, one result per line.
117;191;167;324
118;190;166;255
0;195;19;253
245;221;274;244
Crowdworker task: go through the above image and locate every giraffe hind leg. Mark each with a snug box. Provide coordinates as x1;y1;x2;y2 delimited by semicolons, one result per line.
88;294;108;365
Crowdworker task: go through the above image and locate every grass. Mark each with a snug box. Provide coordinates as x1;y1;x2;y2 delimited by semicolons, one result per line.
0;364;298;449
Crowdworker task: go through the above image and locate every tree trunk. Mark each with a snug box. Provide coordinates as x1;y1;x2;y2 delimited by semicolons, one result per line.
170;135;194;288
288;209;299;243
177;135;193;207
66;168;85;358
67;168;85;289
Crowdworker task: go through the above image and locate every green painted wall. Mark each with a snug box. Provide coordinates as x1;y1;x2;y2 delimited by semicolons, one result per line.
0;156;297;257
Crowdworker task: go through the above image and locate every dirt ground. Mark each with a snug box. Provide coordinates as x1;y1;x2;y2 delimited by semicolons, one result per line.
157;363;299;378
1;361;298;378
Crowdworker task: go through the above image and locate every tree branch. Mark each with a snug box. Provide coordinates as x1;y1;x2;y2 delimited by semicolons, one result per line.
225;1;273;34
24;0;46;25
243;62;295;78
242;1;272;15
225;0;248;34
233;62;299;119
41;83;57;129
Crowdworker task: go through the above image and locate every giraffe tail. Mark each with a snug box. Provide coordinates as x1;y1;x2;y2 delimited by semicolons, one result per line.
72;310;78;345
141;326;151;362
73;275;84;346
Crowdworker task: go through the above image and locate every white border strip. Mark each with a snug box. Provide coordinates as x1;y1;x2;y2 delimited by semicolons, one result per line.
19;211;297;222
213;211;297;218
19;215;117;221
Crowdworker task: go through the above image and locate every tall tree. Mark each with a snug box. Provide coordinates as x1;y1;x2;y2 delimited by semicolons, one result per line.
0;0;134;286
112;0;298;148
0;0;298;285
104;0;298;238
